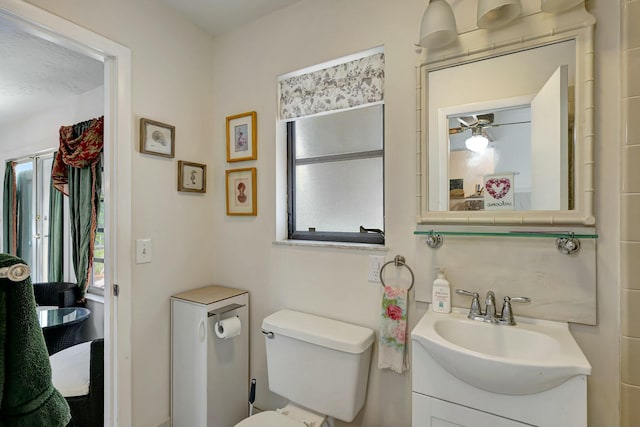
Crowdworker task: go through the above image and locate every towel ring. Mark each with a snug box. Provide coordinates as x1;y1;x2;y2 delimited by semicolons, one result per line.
379;255;414;291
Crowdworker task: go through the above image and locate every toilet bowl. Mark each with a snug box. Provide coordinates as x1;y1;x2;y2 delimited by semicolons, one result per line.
237;404;326;427
234;309;375;427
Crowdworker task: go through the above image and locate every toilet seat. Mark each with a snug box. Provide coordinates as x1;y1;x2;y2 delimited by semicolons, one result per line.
235;411;306;427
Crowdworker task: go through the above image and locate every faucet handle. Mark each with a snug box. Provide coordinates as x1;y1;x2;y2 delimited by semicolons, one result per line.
500;296;531;325
456;289;479;298
456;289;482;318
507;296;531;304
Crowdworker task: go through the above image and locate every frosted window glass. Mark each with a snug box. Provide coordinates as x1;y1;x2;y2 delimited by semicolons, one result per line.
295;158;383;232
295;105;383;158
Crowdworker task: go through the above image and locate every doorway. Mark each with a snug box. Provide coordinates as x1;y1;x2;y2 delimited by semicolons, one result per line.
0;1;133;425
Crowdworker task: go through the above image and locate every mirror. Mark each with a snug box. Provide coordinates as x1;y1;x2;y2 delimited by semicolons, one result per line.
417;8;595;226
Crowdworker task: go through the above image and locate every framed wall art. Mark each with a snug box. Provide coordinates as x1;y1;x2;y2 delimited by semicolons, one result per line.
140;118;175;158
177;161;206;193
226;167;257;216
226;111;257;162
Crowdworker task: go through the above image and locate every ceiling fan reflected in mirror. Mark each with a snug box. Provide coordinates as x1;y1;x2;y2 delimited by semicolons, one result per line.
448;112;530;152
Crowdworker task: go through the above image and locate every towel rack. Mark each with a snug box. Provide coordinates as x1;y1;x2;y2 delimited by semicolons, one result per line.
0;264;30;282
379;255;414;291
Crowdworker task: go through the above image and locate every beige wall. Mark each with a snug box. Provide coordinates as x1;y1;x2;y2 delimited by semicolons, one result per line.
16;0;623;426
211;1;620;426
22;1;217;426
621;0;640;425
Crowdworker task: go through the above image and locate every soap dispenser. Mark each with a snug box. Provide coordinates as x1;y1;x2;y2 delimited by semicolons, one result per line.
431;270;451;313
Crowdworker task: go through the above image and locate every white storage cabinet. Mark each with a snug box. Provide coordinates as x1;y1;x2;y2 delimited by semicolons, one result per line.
171;285;249;427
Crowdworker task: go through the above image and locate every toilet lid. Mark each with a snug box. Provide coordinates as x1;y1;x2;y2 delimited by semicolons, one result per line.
236;411;306;427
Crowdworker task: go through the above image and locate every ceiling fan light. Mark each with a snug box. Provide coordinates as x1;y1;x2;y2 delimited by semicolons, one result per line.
465;134;489;152
419;0;458;49
477;0;521;29
540;0;582;13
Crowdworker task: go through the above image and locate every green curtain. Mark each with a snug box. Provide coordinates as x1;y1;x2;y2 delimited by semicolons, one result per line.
54;117;104;299
68;156;101;299
2;162;16;254
48;152;64;282
15;165;33;267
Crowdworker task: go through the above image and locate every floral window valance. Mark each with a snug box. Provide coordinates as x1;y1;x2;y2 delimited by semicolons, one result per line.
279;52;385;120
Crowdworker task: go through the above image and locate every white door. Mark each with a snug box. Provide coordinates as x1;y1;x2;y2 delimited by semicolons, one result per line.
530;65;569;210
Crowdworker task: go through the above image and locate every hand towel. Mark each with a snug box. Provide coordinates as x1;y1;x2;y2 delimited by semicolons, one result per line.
378;285;409;374
0;253;71;427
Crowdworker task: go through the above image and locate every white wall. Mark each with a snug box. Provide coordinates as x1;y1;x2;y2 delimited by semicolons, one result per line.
20;0;621;426
211;1;620;426
0;86;103;246
24;1;217;426
0;85;103;160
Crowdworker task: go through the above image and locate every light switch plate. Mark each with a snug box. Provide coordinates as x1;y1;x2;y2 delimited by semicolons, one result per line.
136;238;152;264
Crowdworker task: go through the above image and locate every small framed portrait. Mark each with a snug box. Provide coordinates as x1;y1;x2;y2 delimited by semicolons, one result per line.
226;111;257;162
225;167;257;216
177;161;206;193
140;118;175;158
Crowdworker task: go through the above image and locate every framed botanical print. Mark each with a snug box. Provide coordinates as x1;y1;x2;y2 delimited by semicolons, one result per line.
140;118;175;158
226;111;257;162
177;161;206;193
225;167;257;216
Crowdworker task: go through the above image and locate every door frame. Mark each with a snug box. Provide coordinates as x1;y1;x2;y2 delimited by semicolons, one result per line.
0;1;133;425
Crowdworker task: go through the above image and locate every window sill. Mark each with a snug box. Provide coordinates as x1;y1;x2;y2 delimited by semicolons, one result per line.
273;239;388;252
85;292;105;304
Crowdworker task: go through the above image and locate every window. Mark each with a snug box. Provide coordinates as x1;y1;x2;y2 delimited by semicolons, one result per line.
89;190;105;294
287;104;385;244
88;155;104;295
279;48;385;244
8;153;65;282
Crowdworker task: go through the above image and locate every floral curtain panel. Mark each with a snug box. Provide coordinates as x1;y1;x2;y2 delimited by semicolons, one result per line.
279;52;385;120
52;116;104;300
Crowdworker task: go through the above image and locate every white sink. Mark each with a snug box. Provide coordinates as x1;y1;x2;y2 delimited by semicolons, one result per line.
411;308;591;395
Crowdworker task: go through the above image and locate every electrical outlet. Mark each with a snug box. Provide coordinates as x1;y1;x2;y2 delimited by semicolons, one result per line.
368;256;385;283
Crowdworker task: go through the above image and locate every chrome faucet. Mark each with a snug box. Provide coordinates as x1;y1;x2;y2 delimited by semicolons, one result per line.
456;289;530;325
484;291;498;323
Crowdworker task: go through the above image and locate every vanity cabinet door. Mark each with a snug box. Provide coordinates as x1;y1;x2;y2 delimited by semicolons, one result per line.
412;393;533;427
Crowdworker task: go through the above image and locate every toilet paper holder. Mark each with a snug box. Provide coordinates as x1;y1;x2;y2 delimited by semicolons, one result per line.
207;303;246;326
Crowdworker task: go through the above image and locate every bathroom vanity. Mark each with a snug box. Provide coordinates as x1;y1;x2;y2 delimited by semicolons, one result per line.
411;308;591;427
411;2;597;425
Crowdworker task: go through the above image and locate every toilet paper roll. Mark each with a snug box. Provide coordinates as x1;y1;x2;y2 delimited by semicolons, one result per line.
215;316;242;339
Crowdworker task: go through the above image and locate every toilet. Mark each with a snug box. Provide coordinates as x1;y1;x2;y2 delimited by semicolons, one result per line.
236;309;375;427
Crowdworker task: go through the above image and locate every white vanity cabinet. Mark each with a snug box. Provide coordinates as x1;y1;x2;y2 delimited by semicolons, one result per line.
412;393;530;427
411;340;588;427
171;285;249;427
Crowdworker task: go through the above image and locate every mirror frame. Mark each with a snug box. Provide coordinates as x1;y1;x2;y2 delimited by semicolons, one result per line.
416;6;596;226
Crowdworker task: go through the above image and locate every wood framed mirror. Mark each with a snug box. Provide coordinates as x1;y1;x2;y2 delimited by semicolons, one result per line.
416;6;596;226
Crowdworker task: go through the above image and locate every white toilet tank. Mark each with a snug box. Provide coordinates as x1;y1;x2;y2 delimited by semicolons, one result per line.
261;310;375;423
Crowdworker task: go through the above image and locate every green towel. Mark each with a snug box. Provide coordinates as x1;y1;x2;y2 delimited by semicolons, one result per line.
0;253;71;427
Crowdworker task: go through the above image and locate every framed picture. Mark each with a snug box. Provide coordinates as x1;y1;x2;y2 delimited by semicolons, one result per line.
226;167;257;216
177;161;206;193
140;118;175;158
226;111;257;162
